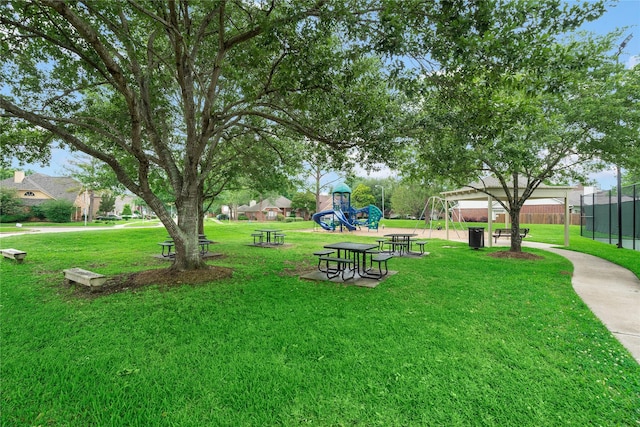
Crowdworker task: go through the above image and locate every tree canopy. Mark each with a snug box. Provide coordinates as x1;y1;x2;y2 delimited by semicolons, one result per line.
397;0;639;251
1;0;403;269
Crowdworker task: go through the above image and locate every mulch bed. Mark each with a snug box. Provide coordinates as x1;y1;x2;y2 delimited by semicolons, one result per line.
67;265;233;298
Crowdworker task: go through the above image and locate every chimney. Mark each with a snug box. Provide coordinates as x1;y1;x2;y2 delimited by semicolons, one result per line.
14;171;25;183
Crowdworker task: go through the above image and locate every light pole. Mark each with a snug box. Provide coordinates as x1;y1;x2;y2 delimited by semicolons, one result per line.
375;185;385;219
616;33;633;249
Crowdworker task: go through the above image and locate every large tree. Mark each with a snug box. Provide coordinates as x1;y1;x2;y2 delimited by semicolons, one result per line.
400;0;639;252
1;1;401;270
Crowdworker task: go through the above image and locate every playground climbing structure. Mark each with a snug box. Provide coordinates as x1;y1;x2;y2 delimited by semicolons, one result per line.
312;183;383;232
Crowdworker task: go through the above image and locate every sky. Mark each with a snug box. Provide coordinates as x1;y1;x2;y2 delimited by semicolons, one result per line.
8;0;640;190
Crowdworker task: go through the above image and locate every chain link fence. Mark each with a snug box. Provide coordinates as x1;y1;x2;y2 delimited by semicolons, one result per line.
581;183;640;250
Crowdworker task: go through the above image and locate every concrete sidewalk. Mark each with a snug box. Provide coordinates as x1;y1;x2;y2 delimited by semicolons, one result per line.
525;242;640;364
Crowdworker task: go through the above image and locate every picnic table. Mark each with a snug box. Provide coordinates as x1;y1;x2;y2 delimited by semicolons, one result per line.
254;229;282;245
383;233;417;256
158;236;213;257
321;242;380;279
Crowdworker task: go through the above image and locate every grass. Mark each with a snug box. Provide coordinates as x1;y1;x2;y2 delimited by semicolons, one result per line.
1;221;639;426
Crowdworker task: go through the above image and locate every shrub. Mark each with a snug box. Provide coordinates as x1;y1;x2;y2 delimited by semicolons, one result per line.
29;204;47;220
40;199;75;223
0;188;23;217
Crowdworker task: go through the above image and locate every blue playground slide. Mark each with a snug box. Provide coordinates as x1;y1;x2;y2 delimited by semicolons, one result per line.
312;209;356;231
333;209;357;231
311;210;336;231
312;205;382;231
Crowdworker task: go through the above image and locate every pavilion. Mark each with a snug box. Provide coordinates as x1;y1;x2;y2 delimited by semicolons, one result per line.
441;177;575;247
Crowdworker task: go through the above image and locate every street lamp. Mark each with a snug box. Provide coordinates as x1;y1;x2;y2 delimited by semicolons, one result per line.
616;33;633;249
375;185;385;219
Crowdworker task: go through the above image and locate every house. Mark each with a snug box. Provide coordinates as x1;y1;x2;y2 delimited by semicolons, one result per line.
0;171;90;221
237;196;292;221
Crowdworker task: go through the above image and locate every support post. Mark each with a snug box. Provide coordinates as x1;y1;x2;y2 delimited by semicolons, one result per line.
564;192;570;247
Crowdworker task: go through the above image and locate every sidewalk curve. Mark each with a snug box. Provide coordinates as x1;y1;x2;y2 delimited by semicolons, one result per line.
525;242;640;364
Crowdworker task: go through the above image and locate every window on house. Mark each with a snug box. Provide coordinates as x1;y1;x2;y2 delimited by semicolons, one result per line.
24;191;35;197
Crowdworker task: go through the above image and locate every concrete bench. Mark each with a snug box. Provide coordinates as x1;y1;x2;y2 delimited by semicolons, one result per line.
63;268;107;288
1;248;27;263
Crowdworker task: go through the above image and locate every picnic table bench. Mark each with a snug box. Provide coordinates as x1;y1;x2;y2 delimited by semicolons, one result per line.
63;268;107;288
1;248;27;263
317;256;355;280
492;228;529;243
363;250;393;279
158;237;214;257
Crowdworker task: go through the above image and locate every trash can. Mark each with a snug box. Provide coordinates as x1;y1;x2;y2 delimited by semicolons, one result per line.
468;227;485;249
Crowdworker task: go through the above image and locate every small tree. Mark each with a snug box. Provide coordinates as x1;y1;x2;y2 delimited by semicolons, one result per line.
40;200;74;223
99;193;116;215
291;192;316;218
122;204;133;219
351;184;376;208
0;188;28;222
0;188;23;217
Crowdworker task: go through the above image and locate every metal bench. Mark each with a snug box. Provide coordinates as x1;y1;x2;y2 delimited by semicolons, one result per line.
1;248;27;263
251;233;263;245
375;238;387;250
384;241;409;256
313;249;335;272
318;257;355;280
364;252;393;279
492;228;529;243
274;233;286;245
413;241;427;254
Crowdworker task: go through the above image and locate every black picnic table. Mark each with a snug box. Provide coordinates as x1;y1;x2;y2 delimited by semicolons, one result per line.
383;233;417;256
255;229;282;245
158;235;213;257
323;242;379;278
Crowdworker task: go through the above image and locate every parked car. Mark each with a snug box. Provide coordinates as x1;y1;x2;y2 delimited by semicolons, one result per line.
96;214;122;220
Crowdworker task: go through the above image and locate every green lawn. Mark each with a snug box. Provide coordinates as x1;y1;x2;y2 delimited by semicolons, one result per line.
1;221;639;426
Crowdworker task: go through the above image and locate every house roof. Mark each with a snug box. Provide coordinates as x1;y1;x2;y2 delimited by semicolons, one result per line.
0;173;82;205
238;196;292;213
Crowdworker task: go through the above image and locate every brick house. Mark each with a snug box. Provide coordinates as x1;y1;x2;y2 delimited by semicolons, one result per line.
237;196;292;221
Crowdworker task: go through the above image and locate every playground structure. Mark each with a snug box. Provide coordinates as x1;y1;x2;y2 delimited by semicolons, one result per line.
413;196;466;237
312;183;383;232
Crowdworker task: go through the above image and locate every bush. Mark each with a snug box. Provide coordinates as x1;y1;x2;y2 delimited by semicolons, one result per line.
40;199;75;223
29;205;47;220
238;215;248;221
0;213;31;223
0;188;24;218
285;216;305;223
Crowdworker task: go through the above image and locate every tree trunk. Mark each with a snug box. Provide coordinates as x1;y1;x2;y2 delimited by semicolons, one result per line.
509;207;523;253
159;192;206;271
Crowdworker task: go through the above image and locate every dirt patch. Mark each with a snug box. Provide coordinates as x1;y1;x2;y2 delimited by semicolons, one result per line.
487;251;543;260
67;265;233;298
